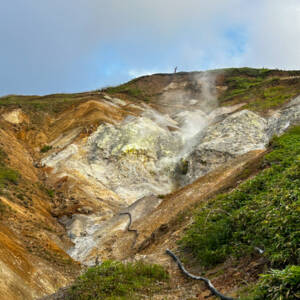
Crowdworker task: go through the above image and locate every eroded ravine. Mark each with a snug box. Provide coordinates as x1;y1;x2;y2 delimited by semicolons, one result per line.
41;88;300;266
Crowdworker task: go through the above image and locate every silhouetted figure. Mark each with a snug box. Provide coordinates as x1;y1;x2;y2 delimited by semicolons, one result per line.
174;66;178;73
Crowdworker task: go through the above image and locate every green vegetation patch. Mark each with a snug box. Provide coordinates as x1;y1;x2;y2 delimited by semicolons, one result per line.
0;93;86;116
104;83;148;101
246;265;300;300
246;86;295;111
0;148;19;186
180;126;300;268
219;68;300;112
67;260;168;300
222;67;272;79
46;189;54;198
179;126;300;299
40;145;52;153
0;168;19;186
0;148;19;217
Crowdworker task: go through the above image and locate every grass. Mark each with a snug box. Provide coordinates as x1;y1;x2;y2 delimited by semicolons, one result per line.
245;265;300;300
219;68;300;112
179;126;300;298
0;93;87;116
67;260;169;300
103;83;149;101
246;86;295;111
0;147;19;217
0;147;20;187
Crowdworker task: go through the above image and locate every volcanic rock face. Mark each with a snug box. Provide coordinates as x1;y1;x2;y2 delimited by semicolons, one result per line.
52;96;299;265
38;73;300;267
181;109;269;185
87;116;183;201
180;97;300;185
267;95;300;137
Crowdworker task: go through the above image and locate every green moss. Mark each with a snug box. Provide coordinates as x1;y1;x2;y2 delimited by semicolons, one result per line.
67;260;168;300
0;148;7;164
223;67;272;78
220;75;266;103
0;147;20;186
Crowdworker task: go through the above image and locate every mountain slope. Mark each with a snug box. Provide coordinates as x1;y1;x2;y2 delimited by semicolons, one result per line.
0;68;299;299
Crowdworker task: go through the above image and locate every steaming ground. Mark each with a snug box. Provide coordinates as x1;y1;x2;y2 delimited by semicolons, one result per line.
40;74;300;264
42;73;219;203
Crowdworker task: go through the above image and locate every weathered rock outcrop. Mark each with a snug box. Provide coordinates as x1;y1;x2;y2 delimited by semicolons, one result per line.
59;96;300;266
181;97;300;185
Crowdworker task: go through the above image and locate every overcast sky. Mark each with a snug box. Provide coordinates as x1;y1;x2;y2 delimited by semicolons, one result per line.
1;0;300;96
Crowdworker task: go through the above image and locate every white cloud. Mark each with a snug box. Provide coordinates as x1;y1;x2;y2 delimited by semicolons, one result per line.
234;0;300;69
1;0;300;95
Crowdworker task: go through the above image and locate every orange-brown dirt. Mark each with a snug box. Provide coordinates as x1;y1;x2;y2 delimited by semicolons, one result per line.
0;118;83;300
0;91;147;300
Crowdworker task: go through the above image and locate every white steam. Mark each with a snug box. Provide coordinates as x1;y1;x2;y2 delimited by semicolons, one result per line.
155;71;219;149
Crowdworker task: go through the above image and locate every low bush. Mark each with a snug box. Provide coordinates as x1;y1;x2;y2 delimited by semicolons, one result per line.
248;265;300;300
40;145;52;153
67;260;168;300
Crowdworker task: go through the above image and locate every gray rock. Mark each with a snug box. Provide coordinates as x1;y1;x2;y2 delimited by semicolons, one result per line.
180;96;300;186
77;206;93;214
87;116;184;201
267;95;300;137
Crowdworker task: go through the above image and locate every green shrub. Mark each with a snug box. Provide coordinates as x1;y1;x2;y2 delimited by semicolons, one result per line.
179;126;300;268
40;145;52;153
67;260;168;300
46;189;54;198
249;266;300;300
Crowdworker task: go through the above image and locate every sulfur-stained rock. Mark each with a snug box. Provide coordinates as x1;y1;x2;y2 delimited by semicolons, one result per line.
181;97;300;185
2;109;29;124
87;116;183;201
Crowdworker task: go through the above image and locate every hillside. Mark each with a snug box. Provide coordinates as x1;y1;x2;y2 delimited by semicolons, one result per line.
0;68;299;300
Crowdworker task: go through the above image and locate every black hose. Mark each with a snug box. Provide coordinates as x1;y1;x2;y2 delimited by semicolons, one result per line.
119;212;138;248
166;249;235;300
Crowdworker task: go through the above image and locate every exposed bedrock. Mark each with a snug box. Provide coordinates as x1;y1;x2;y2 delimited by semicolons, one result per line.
180;96;300;186
49;96;300;265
